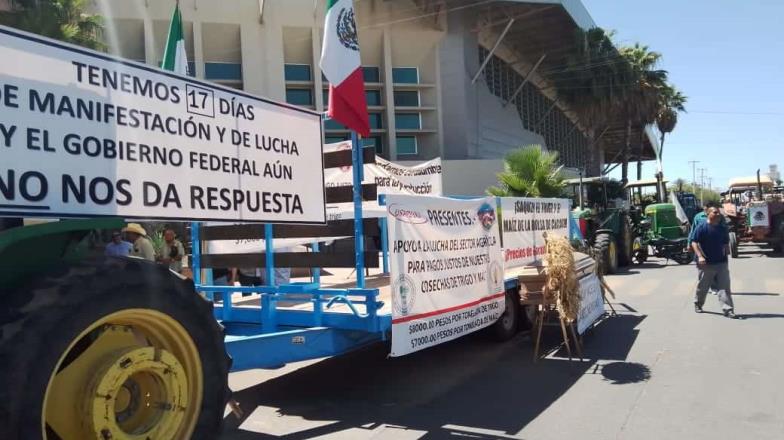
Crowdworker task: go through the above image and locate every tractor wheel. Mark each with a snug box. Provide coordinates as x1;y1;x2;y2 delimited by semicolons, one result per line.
729;232;739;258
0;257;230;440
593;233;619;275
491;289;520;342
617;216;635;267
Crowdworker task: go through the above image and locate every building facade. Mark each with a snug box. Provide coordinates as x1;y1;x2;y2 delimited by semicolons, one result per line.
93;0;656;194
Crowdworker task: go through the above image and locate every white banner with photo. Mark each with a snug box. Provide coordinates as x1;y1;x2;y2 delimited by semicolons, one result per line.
387;195;505;357
500;198;570;269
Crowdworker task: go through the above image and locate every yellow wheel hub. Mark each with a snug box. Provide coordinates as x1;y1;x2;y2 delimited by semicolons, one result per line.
43;310;203;439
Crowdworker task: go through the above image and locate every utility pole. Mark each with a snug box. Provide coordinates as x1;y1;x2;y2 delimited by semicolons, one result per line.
698;168;707;205
688;160;700;191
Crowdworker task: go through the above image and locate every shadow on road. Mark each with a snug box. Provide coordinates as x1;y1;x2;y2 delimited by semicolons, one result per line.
599;362;652;385
733;292;780;296
737;313;784;319
222;313;648;439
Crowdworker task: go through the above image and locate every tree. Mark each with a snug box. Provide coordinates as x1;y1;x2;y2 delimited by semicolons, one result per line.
656;84;687;160
487;145;566;197
617;43;668;184
554;28;627;176
0;0;104;51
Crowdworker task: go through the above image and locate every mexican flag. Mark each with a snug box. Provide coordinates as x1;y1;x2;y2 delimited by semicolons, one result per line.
161;3;188;75
320;0;370;137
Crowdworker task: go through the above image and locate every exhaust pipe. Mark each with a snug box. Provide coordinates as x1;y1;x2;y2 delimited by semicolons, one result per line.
757;169;763;200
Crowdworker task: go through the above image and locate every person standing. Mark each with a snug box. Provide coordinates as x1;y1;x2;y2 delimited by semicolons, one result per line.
122;223;156;262
105;231;133;257
691;206;738;318
158;228;185;273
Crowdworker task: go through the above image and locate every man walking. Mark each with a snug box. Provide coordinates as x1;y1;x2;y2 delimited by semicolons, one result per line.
122;223;156;262
691;206;738;318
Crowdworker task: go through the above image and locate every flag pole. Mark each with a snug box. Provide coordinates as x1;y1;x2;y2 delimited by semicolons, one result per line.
351;130;365;288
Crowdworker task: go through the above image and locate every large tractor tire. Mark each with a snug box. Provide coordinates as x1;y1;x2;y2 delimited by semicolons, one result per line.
729;232;739;258
617;215;635;267
491;289;520;341
593;233;619;275
0;257;230;440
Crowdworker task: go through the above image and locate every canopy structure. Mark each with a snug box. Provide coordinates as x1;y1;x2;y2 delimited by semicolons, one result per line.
727;175;774;190
413;0;659;164
625;179;668;189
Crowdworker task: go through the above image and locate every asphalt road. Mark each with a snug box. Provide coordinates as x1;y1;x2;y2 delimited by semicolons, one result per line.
221;245;784;440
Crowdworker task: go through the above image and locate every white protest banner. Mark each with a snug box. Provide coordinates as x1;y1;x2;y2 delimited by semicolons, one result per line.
324;141;442;196
577;273;604;334
500;198;570;268
0;26;325;224
387;195;505;357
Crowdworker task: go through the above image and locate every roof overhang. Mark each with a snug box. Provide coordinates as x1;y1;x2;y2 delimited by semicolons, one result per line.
415;0;658;164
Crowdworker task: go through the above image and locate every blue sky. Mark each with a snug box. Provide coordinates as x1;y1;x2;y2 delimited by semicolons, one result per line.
583;0;783;189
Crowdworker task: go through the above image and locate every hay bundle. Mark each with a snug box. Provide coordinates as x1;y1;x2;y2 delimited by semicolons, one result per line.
543;233;580;322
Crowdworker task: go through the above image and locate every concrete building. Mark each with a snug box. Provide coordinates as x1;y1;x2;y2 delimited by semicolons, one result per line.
768;164;780;183
93;0;657;195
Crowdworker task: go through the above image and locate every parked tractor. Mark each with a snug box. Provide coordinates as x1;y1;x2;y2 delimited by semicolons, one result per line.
722;173;784;254
566;177;635;274
624;179;693;265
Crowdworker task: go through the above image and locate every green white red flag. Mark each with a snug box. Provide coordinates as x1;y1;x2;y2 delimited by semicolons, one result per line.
319;0;370;137
161;3;189;75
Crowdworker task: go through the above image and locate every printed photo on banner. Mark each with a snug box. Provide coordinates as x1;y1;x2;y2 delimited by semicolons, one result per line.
500;197;570;268
386;195;505;357
0;27;325;224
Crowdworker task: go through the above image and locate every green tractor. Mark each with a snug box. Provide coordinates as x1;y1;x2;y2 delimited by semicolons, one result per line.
0;219;231;439
625;179;693;265
566;177;636;275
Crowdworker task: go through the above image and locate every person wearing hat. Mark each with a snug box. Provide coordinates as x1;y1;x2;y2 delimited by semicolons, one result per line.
105;230;133;257
122;223;156;261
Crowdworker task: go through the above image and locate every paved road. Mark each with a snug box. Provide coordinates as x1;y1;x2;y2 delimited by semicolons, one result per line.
222;245;784;439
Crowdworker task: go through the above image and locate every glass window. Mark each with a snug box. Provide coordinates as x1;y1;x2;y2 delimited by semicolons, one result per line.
395;113;421;130
205;62;242;80
393;91;419;107
187;62;196;77
325;136;348;144
392;67;419;84
366;90;382;106
369;113;383;129
285;88;313;106
362;136;384;155
396;136;417;155
324;118;345;130
284;64;312;81
363;66;381;83
323;89;329;106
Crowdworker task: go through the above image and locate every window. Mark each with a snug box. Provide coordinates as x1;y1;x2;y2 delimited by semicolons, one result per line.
393;91;419;107
205;63;242;81
395;113;421;130
366;90;382;106
392;67;419;84
362;136;383;155
284;64;312;81
363;66;381;83
369;113;383;129
187;62;196;77
285;88;313;106
324;118;345;130
325;136;348;144
396;136;417;155
322;89;329;106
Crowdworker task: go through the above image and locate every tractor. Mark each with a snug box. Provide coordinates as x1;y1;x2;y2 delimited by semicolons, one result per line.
722;173;784;255
624;179;693;265
565;177;635;274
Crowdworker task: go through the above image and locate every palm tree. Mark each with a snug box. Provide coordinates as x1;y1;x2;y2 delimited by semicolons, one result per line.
487;145;566;197
618;44;668;184
553;28;627;176
656;84;687;160
0;0;104;50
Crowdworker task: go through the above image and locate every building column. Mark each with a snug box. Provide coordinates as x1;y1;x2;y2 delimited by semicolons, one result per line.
143;17;156;65
192;21;205;79
382;26;397;160
240;24;263;94
312;26;324;112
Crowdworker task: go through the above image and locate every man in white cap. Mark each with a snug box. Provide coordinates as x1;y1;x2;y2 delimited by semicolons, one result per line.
122;223;156;262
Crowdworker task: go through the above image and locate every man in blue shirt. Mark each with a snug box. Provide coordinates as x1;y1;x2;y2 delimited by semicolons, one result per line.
104;231;133;257
691;206;737;318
